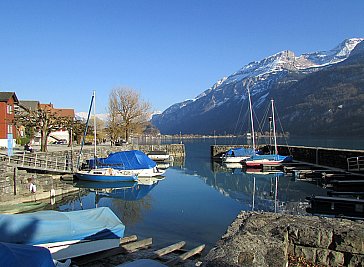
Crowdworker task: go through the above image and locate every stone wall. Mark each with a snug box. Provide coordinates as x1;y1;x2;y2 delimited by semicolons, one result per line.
0;144;184;202
204;212;364;267
0;164;77;203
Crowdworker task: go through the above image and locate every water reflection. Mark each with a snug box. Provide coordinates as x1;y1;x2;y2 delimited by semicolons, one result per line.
52;138;334;248
208;160;329;215
58;177;163;226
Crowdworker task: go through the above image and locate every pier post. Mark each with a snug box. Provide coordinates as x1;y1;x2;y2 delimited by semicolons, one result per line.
13;167;17;195
315;148;319;165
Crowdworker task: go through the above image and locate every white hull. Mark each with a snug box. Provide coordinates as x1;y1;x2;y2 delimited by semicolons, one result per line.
75;168;138;182
222;156;251;163
148;154;170;161
37;238;121;261
133;167;165;177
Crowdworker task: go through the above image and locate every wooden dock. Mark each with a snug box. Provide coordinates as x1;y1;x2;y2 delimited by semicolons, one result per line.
211;144;364;171
306;195;364;219
71;235;205;267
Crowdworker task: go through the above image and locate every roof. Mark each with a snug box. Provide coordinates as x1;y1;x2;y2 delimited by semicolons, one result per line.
39;103;75;118
18;100;40;111
0;92;19;103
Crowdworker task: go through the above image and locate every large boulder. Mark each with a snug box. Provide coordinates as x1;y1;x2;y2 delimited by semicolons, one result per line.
204;212;364;267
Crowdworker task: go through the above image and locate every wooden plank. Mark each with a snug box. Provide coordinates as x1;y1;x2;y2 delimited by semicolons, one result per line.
73;237;148;265
120;235;138;245
151;241;186;259
121;238;153;253
165;244;205;266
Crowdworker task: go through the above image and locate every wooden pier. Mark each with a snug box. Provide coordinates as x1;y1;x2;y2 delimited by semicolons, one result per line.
72;235;205;266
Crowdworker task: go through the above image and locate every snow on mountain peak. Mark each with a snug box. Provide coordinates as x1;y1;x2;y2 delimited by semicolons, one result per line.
219;38;364;87
300;38;364;67
157;38;364;119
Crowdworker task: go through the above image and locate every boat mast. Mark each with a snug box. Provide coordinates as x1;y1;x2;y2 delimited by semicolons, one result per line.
271;99;278;154
76;91;95;170
93;90;97;159
247;87;256;151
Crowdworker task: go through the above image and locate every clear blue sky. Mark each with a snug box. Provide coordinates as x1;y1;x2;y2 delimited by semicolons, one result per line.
1;0;363;114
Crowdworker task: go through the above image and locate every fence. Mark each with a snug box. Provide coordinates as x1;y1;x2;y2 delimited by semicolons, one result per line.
347;156;364;172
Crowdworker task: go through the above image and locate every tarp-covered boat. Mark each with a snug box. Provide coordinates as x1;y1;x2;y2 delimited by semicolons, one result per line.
222;147;255;163
0;242;55;267
0;207;125;260
87;150;165;177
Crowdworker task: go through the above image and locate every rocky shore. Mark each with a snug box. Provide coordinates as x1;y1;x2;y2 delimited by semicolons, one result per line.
204;212;364;267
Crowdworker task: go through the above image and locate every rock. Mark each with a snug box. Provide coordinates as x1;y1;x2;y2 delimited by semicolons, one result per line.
204;212;364;267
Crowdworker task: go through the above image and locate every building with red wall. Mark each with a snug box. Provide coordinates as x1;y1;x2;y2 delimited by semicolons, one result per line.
0;92;18;148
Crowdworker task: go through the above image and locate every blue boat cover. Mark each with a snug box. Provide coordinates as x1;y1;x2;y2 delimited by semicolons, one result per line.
0;207;124;245
88;150;156;170
0;242;54;267
226;147;255;157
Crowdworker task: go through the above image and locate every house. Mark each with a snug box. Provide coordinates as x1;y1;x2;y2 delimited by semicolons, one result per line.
16;101;75;145
0;92;18;148
17;100;41;144
39;103;75;144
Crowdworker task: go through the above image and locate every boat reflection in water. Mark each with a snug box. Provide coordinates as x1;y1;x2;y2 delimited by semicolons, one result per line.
74;177;162;204
209;160;325;215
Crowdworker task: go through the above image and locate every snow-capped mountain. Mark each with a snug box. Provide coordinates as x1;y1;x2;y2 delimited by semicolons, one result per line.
152;38;364;135
76;112;108;121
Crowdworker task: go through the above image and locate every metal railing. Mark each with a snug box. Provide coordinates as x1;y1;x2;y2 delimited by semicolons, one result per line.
1;152;74;173
347;156;364;172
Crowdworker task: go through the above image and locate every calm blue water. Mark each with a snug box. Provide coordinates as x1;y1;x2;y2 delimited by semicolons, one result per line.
55;137;360;250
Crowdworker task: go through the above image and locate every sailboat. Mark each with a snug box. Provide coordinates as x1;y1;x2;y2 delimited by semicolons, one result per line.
75;91;138;182
222;87;256;163
243;99;292;168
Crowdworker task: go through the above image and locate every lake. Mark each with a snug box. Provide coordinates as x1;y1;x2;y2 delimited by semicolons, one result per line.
55;136;359;250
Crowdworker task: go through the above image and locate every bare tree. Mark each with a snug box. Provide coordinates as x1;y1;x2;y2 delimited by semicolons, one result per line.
15;105;73;152
107;88;152;143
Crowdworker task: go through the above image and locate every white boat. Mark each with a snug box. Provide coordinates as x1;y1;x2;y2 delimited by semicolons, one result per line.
87;150;166;178
76;168;138;182
243;99;293;168
75;91;138;182
222;87;256;163
222;147;254;163
147;151;171;161
0;207;125;261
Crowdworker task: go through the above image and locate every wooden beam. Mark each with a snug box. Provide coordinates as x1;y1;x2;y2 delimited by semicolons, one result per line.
121;238;153;253
165;244;205;266
151;241;186;259
120;235;138;245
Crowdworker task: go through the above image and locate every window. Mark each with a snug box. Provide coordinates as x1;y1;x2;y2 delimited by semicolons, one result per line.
8;124;13;134
7;104;13;114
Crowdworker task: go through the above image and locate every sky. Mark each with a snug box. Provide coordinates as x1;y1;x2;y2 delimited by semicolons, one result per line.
1;0;364;114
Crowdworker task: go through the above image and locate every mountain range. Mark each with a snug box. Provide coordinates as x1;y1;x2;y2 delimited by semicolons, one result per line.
151;38;364;137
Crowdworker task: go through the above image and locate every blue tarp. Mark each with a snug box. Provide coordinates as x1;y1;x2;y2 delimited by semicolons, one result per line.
226;147;255;157
87;150;156;170
0;242;55;267
0;207;124;245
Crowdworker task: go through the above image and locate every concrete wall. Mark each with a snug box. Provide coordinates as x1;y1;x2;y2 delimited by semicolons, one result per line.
211;144;364;170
